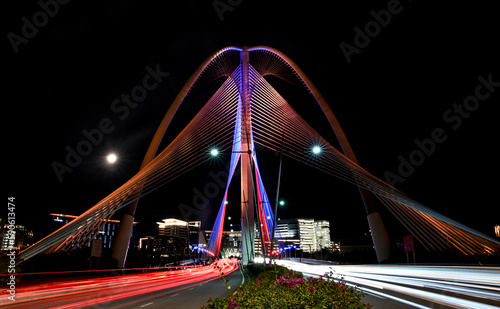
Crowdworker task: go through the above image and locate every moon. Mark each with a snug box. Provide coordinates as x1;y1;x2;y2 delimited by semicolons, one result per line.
106;153;117;164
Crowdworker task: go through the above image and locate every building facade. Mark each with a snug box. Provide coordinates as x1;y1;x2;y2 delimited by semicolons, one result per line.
275;218;331;253
147;219;204;261
50;213;137;250
0;218;33;251
315;220;331;250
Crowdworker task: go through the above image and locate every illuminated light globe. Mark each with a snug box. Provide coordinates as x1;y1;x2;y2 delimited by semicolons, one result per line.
210;148;219;156
107;153;117;164
312;146;321;154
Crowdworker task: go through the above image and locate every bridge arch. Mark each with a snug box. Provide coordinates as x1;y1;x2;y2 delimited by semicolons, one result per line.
112;46;391;266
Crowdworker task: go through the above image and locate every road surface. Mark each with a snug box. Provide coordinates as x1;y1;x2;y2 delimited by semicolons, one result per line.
1;258;242;309
277;258;500;309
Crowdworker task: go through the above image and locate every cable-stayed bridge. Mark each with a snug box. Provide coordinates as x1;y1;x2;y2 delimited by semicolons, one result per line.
19;46;500;267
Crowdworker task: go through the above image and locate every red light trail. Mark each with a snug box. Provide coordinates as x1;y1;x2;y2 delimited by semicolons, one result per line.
0;259;237;308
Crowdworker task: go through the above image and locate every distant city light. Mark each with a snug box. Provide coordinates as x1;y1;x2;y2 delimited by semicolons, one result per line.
279;200;285;206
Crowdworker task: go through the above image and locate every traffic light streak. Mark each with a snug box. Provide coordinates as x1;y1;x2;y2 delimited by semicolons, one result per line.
1;259;237;308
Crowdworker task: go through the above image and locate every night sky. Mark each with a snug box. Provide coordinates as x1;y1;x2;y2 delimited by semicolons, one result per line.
4;1;499;245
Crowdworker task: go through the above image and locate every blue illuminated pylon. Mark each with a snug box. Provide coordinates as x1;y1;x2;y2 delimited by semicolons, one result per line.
207;48;276;264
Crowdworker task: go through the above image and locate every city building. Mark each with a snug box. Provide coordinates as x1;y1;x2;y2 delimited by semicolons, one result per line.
157;218;189;238
151;218;204;261
138;236;163;252
275;218;331;253
157;219;203;248
0;218;33;251
50;213;137;250
315;220;331;250
188;221;202;248
203;230;242;258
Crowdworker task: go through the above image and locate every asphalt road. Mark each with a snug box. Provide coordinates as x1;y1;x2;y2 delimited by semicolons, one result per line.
1;259;243;309
5;258;499;308
99;263;246;309
278;258;500;309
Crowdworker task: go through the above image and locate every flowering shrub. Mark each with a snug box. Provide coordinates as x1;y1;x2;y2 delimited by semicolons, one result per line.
203;265;371;308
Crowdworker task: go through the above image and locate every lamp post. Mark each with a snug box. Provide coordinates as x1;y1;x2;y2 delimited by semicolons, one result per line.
270;145;321;259
270;147;283;257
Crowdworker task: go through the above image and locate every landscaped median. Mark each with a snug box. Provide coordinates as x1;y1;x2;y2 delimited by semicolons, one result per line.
203;263;372;308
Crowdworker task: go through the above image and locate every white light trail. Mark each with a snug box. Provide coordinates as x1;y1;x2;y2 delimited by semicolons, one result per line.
276;260;500;309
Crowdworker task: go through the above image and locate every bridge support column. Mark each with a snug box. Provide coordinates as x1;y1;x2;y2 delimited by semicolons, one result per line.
240;47;255;266
358;188;391;262
367;212;391;262
240;147;255;266
110;209;136;267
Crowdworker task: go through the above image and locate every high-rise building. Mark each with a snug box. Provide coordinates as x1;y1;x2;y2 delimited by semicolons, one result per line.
50;213;137;249
157;219;202;248
157;219;189;239
154;219;204;261
298;218;317;253
203;230;242;257
0;218;33;251
188;221;202;248
221;231;242;258
275;218;331;253
315;220;331;250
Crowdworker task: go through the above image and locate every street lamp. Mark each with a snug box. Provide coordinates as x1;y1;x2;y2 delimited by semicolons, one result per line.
270;146;284;256
210;148;219;156
271;144;321;257
312;146;321;155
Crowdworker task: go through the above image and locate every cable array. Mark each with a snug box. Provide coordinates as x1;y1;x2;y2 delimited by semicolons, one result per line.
19;60;242;262
19;46;500;263
248;56;500;256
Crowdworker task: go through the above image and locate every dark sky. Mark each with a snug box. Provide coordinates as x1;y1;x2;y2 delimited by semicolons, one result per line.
4;1;499;244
